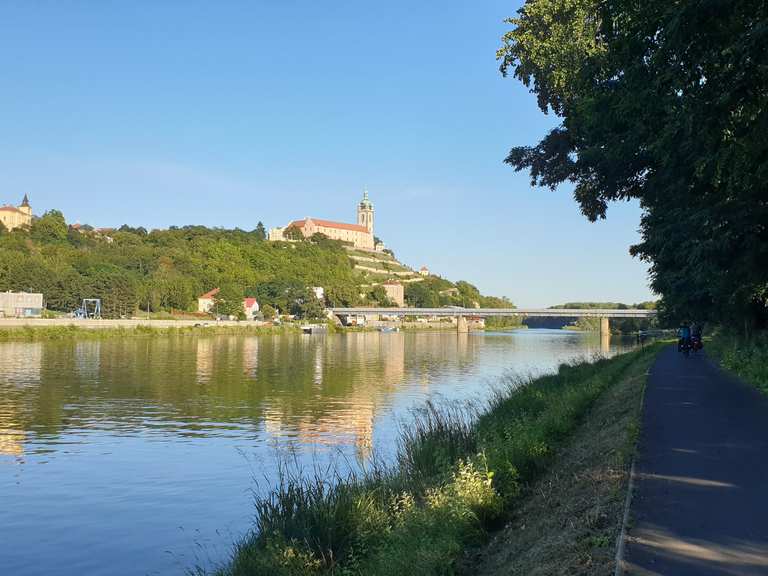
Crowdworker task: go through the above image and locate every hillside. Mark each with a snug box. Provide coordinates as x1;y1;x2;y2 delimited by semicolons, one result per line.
0;210;515;318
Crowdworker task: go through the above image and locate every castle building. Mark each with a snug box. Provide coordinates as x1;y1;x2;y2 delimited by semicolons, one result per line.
269;190;376;250
0;195;32;231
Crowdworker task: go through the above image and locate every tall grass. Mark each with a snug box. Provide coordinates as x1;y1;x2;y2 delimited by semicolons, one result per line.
0;323;300;342
709;330;768;393
211;346;658;576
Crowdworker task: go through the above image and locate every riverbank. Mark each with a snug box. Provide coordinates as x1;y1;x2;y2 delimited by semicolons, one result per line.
0;318;520;340
461;342;653;575
211;344;660;576
0;320;301;341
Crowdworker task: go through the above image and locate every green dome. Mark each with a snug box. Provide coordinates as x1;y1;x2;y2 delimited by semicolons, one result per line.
359;189;373;209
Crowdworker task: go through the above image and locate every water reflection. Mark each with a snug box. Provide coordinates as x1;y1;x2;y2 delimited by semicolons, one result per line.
0;330;637;576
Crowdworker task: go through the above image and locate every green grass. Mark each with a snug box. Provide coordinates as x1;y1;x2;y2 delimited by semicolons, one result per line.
0;323;300;341
708;330;768;393
208;345;660;576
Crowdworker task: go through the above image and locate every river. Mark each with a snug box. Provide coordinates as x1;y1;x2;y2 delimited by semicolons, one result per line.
0;329;637;575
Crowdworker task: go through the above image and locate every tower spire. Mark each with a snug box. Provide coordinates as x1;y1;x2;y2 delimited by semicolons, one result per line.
21;193;29;207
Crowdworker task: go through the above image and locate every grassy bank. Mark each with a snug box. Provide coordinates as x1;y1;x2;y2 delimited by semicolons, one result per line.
210;345;660;576
461;340;653;575
708;331;768;393
0;323;301;342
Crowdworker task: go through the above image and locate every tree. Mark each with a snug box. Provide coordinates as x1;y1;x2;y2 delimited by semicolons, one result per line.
82;266;139;318
405;282;439;308
254;222;267;241
325;285;358;307
31;210;67;243
261;303;276;320
284;226;305;241
369;285;394;307
292;289;326;320
0;221;7;236
500;0;768;328
214;283;245;319
456;281;481;308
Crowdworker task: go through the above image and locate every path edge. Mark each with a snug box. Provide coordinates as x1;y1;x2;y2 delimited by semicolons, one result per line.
613;363;652;576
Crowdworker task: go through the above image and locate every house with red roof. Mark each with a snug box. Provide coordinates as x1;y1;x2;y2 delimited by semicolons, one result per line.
198;288;260;319
243;297;260;319
197;288;220;313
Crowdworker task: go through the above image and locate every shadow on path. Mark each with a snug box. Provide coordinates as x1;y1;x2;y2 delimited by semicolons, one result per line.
625;346;768;575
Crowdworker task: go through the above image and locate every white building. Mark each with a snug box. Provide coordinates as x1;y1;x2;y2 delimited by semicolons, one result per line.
0;195;32;232
197;288;220;313
0;291;44;318
311;287;325;302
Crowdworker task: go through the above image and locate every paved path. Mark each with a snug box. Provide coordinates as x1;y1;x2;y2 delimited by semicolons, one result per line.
624;346;768;575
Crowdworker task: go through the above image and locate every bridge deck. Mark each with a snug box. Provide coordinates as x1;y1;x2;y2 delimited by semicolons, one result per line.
329;307;656;318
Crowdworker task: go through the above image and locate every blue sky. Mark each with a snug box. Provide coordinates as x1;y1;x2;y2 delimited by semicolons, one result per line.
0;1;654;307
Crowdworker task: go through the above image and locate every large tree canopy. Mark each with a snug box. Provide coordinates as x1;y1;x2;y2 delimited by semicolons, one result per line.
501;0;768;327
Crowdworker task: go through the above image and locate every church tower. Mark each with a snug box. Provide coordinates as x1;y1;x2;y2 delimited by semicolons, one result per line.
19;194;31;216
357;188;374;233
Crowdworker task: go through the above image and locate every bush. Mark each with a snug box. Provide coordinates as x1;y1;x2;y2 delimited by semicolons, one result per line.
709;331;768;393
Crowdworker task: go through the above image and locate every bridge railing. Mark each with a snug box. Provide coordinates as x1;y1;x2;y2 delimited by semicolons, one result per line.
328;307;657;318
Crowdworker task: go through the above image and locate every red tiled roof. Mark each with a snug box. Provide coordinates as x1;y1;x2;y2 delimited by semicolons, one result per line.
289;218;369;234
0;205;22;213
243;298;258;309
199;288;220;299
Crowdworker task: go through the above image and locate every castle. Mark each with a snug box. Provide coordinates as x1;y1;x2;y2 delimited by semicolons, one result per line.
269;190;380;250
0;195;32;231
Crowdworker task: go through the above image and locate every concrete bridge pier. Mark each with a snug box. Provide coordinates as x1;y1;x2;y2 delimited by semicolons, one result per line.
457;315;469;334
599;317;611;353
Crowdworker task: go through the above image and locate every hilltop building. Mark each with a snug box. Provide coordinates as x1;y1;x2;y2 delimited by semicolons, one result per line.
0;195;32;231
269;190;376;250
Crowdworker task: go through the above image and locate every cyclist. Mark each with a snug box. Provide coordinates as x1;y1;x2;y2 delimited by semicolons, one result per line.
691;323;703;351
678;323;692;352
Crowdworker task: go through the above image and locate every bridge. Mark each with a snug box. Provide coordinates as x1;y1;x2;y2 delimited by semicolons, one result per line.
329;307;657;334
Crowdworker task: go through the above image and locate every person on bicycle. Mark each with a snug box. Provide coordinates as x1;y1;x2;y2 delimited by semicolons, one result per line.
691;323;703;350
678;323;692;351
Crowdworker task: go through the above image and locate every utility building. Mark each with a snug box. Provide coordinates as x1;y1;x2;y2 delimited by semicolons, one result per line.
0;291;44;318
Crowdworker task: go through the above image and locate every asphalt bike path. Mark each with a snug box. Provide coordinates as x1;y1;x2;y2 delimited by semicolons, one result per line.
624;345;768;575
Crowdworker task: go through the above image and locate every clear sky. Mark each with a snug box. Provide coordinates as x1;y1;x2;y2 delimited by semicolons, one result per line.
0;1;654;307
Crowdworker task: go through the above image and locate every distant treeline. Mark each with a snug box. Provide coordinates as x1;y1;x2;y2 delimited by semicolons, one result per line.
523;302;658;333
0;210;515;319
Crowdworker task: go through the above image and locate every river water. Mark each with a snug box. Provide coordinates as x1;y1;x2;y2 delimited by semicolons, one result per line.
0;330;637;576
